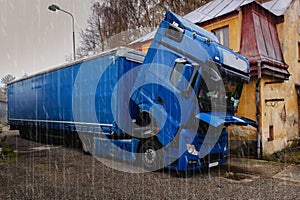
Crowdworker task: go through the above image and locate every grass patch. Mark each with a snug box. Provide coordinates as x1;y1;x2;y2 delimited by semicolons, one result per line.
0;125;17;164
266;139;300;164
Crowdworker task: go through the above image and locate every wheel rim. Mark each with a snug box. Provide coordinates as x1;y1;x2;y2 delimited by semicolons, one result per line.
144;148;157;165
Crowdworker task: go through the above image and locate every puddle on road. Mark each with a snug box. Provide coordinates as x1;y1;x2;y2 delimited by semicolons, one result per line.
14;145;61;153
221;172;259;183
30;145;61;151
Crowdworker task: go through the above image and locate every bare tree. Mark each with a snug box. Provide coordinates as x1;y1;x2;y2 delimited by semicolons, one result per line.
76;0;211;58
1;74;15;95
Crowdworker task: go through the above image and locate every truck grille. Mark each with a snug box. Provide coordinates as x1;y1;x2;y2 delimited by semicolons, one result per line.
201;153;221;164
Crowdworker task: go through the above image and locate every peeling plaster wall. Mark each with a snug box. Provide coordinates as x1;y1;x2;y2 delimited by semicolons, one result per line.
227;124;257;156
260;0;300;155
261;78;297;155
260;0;300;156
228;124;257;140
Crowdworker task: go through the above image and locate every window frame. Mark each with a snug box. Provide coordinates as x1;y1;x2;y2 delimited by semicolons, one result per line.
170;59;199;97
268;125;274;142
298;41;300;62
212;25;230;48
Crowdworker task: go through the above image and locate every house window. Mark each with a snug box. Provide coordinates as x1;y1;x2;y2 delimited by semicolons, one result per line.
298;41;300;62
212;26;229;48
268;125;274;142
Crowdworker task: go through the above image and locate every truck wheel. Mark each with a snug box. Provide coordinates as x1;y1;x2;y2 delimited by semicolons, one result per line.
176;170;192;178
19;127;28;139
139;139;163;171
28;127;37;141
19;127;34;140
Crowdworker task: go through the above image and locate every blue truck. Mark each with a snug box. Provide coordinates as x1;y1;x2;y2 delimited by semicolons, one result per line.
8;11;255;173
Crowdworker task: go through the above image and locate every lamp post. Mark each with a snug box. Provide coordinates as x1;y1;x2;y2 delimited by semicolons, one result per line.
48;4;76;61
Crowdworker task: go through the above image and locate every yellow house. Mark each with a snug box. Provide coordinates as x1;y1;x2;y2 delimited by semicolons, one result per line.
130;0;300;157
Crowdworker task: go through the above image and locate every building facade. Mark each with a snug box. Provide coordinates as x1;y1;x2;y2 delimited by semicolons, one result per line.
189;0;300;157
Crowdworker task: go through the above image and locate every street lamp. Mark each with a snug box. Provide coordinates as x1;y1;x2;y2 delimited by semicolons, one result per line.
48;4;76;61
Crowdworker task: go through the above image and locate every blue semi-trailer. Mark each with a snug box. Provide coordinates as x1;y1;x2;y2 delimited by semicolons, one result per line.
8;47;144;146
8;11;256;172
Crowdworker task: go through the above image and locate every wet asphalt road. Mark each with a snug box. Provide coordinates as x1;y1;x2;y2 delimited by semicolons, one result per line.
0;133;299;199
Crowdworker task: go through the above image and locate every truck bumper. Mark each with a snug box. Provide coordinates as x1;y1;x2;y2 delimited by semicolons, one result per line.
168;128;228;171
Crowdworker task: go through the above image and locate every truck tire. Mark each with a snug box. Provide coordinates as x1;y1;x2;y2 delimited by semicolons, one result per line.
19;127;28;139
28;127;37;141
19;127;33;140
138;139;163;171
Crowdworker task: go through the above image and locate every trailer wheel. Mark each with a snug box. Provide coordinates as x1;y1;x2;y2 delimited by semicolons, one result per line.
19;127;28;139
176;170;192;178
19;127;35;140
138;139;163;171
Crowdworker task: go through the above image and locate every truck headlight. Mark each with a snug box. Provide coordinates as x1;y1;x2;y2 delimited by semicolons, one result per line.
186;144;199;156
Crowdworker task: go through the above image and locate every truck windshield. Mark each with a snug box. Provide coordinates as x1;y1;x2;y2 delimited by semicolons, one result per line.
198;73;243;114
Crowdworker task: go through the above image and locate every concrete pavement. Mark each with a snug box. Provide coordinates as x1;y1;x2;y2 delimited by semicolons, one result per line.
225;157;300;183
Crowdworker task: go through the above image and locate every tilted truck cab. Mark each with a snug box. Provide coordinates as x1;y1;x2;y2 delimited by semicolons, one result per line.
129;11;256;171
8;11;256;173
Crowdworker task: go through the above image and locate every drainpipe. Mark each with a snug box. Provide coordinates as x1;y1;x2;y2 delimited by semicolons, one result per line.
256;62;261;159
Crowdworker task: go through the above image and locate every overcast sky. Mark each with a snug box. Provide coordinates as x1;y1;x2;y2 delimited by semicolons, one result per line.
0;0;92;83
